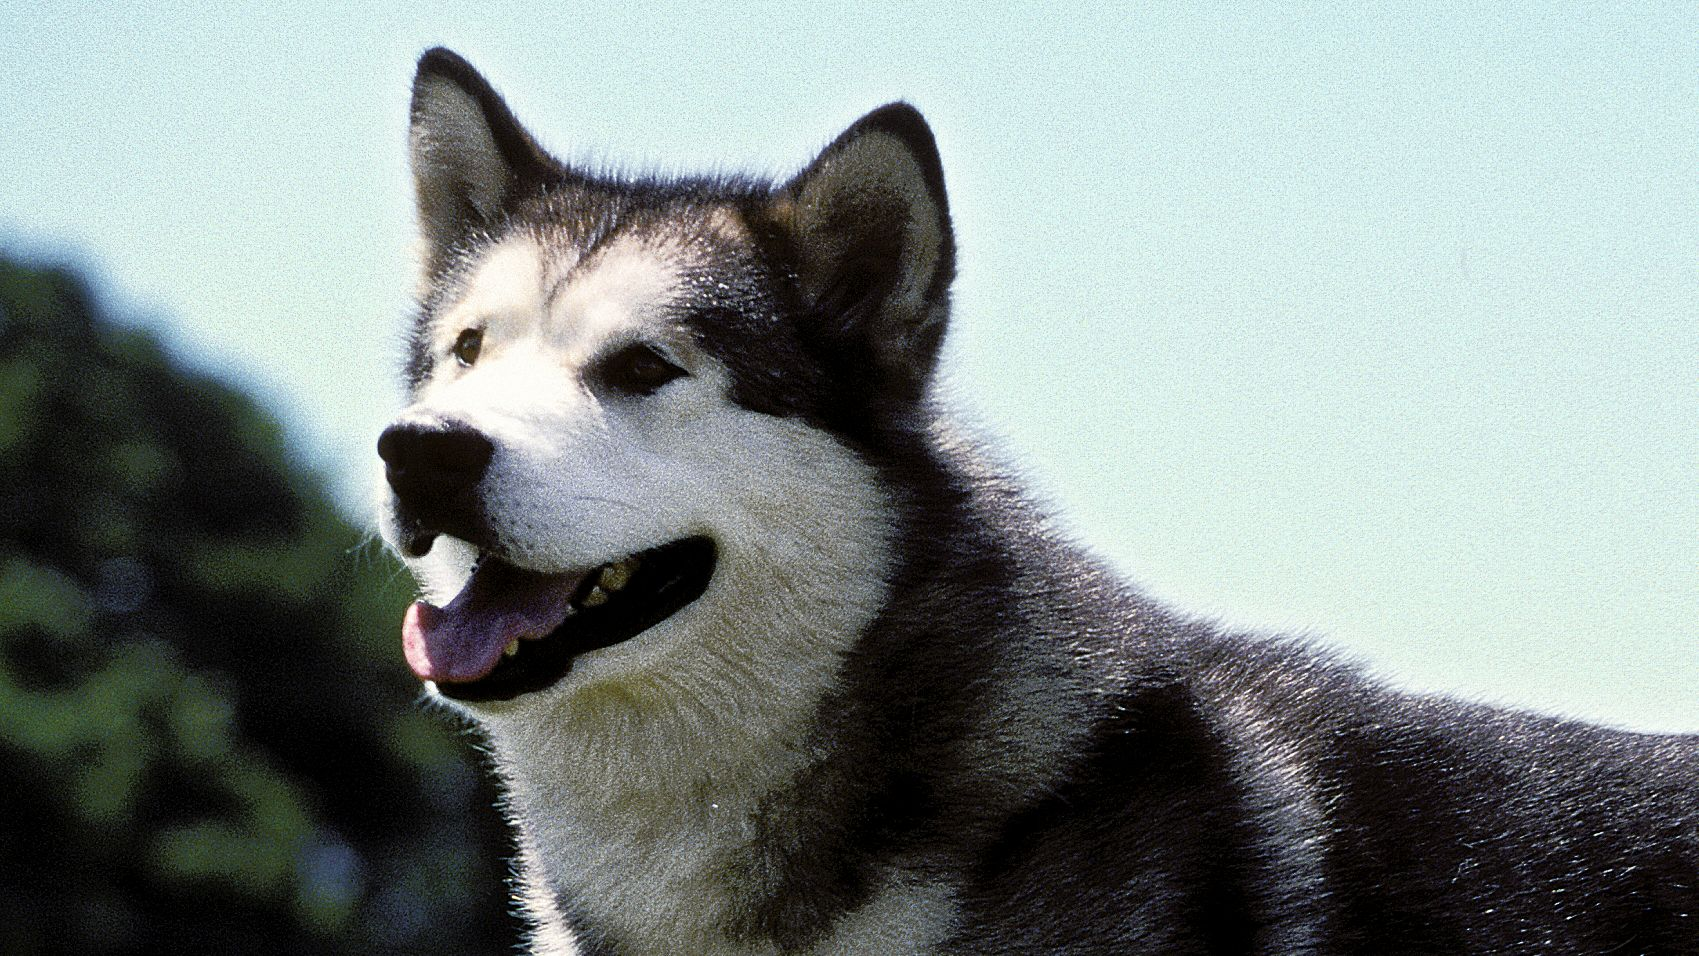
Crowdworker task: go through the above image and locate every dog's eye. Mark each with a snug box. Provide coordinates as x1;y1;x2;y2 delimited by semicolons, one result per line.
452;328;483;368
594;343;687;396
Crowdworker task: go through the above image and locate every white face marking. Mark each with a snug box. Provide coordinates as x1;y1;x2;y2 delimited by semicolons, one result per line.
391;233;697;590
431;233;552;360
547;236;681;362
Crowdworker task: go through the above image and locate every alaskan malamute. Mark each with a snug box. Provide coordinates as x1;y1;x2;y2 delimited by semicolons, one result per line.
378;47;1699;955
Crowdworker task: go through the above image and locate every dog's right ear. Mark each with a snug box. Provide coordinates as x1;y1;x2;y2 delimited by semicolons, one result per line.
762;104;956;408
409;47;558;278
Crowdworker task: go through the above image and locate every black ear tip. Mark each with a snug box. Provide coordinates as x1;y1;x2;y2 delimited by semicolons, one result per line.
847;102;938;158
863;101;928;126
414;46;479;86
830;101;946;209
410;47;508;131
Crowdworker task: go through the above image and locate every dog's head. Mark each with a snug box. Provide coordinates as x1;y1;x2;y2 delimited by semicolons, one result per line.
377;49;955;725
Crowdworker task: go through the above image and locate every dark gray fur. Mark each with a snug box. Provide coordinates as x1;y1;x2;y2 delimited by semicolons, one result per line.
405;48;1699;954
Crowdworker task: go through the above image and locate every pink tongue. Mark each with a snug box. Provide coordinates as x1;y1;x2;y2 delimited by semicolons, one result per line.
402;561;588;683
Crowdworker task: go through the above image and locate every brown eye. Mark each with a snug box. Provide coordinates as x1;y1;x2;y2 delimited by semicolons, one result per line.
452;328;483;367
594;343;687;396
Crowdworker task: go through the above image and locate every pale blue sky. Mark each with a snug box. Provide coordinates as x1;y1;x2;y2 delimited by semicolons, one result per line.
4;2;1694;729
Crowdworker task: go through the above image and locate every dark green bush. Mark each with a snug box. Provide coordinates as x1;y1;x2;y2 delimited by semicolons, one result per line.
0;256;515;955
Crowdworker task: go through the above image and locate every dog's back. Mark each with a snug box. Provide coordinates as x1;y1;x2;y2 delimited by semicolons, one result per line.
792;436;1699;953
963;615;1699;951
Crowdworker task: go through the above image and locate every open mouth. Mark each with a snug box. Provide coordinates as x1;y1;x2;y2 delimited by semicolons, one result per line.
402;536;717;702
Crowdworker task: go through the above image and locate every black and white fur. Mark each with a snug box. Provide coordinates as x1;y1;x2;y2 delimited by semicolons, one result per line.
379;48;1699;955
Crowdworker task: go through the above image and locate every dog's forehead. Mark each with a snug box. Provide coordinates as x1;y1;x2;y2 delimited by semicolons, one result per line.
436;208;758;348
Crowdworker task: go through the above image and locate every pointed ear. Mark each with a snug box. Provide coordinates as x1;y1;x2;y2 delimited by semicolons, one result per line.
766;103;956;401
409;47;558;277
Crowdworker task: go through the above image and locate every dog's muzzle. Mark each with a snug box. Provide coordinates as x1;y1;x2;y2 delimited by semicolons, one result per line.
378;419;495;555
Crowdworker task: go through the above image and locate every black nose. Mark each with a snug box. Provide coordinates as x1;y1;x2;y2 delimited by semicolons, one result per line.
378;420;495;505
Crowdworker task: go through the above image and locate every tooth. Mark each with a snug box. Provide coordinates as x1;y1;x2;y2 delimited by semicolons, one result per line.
504;639;520;657
598;560;635;592
581;585;609;608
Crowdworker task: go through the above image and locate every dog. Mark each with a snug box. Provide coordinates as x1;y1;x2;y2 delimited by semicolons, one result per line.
377;47;1699;955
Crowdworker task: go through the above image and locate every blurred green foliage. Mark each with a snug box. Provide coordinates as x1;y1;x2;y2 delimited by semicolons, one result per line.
0;256;517;954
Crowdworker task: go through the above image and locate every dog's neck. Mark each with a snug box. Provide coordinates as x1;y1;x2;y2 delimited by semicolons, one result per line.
496;721;814;955
483;562;892;955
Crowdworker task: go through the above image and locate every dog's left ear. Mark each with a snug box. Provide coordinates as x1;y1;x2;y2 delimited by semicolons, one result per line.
766;104;956;402
409;47;559;280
